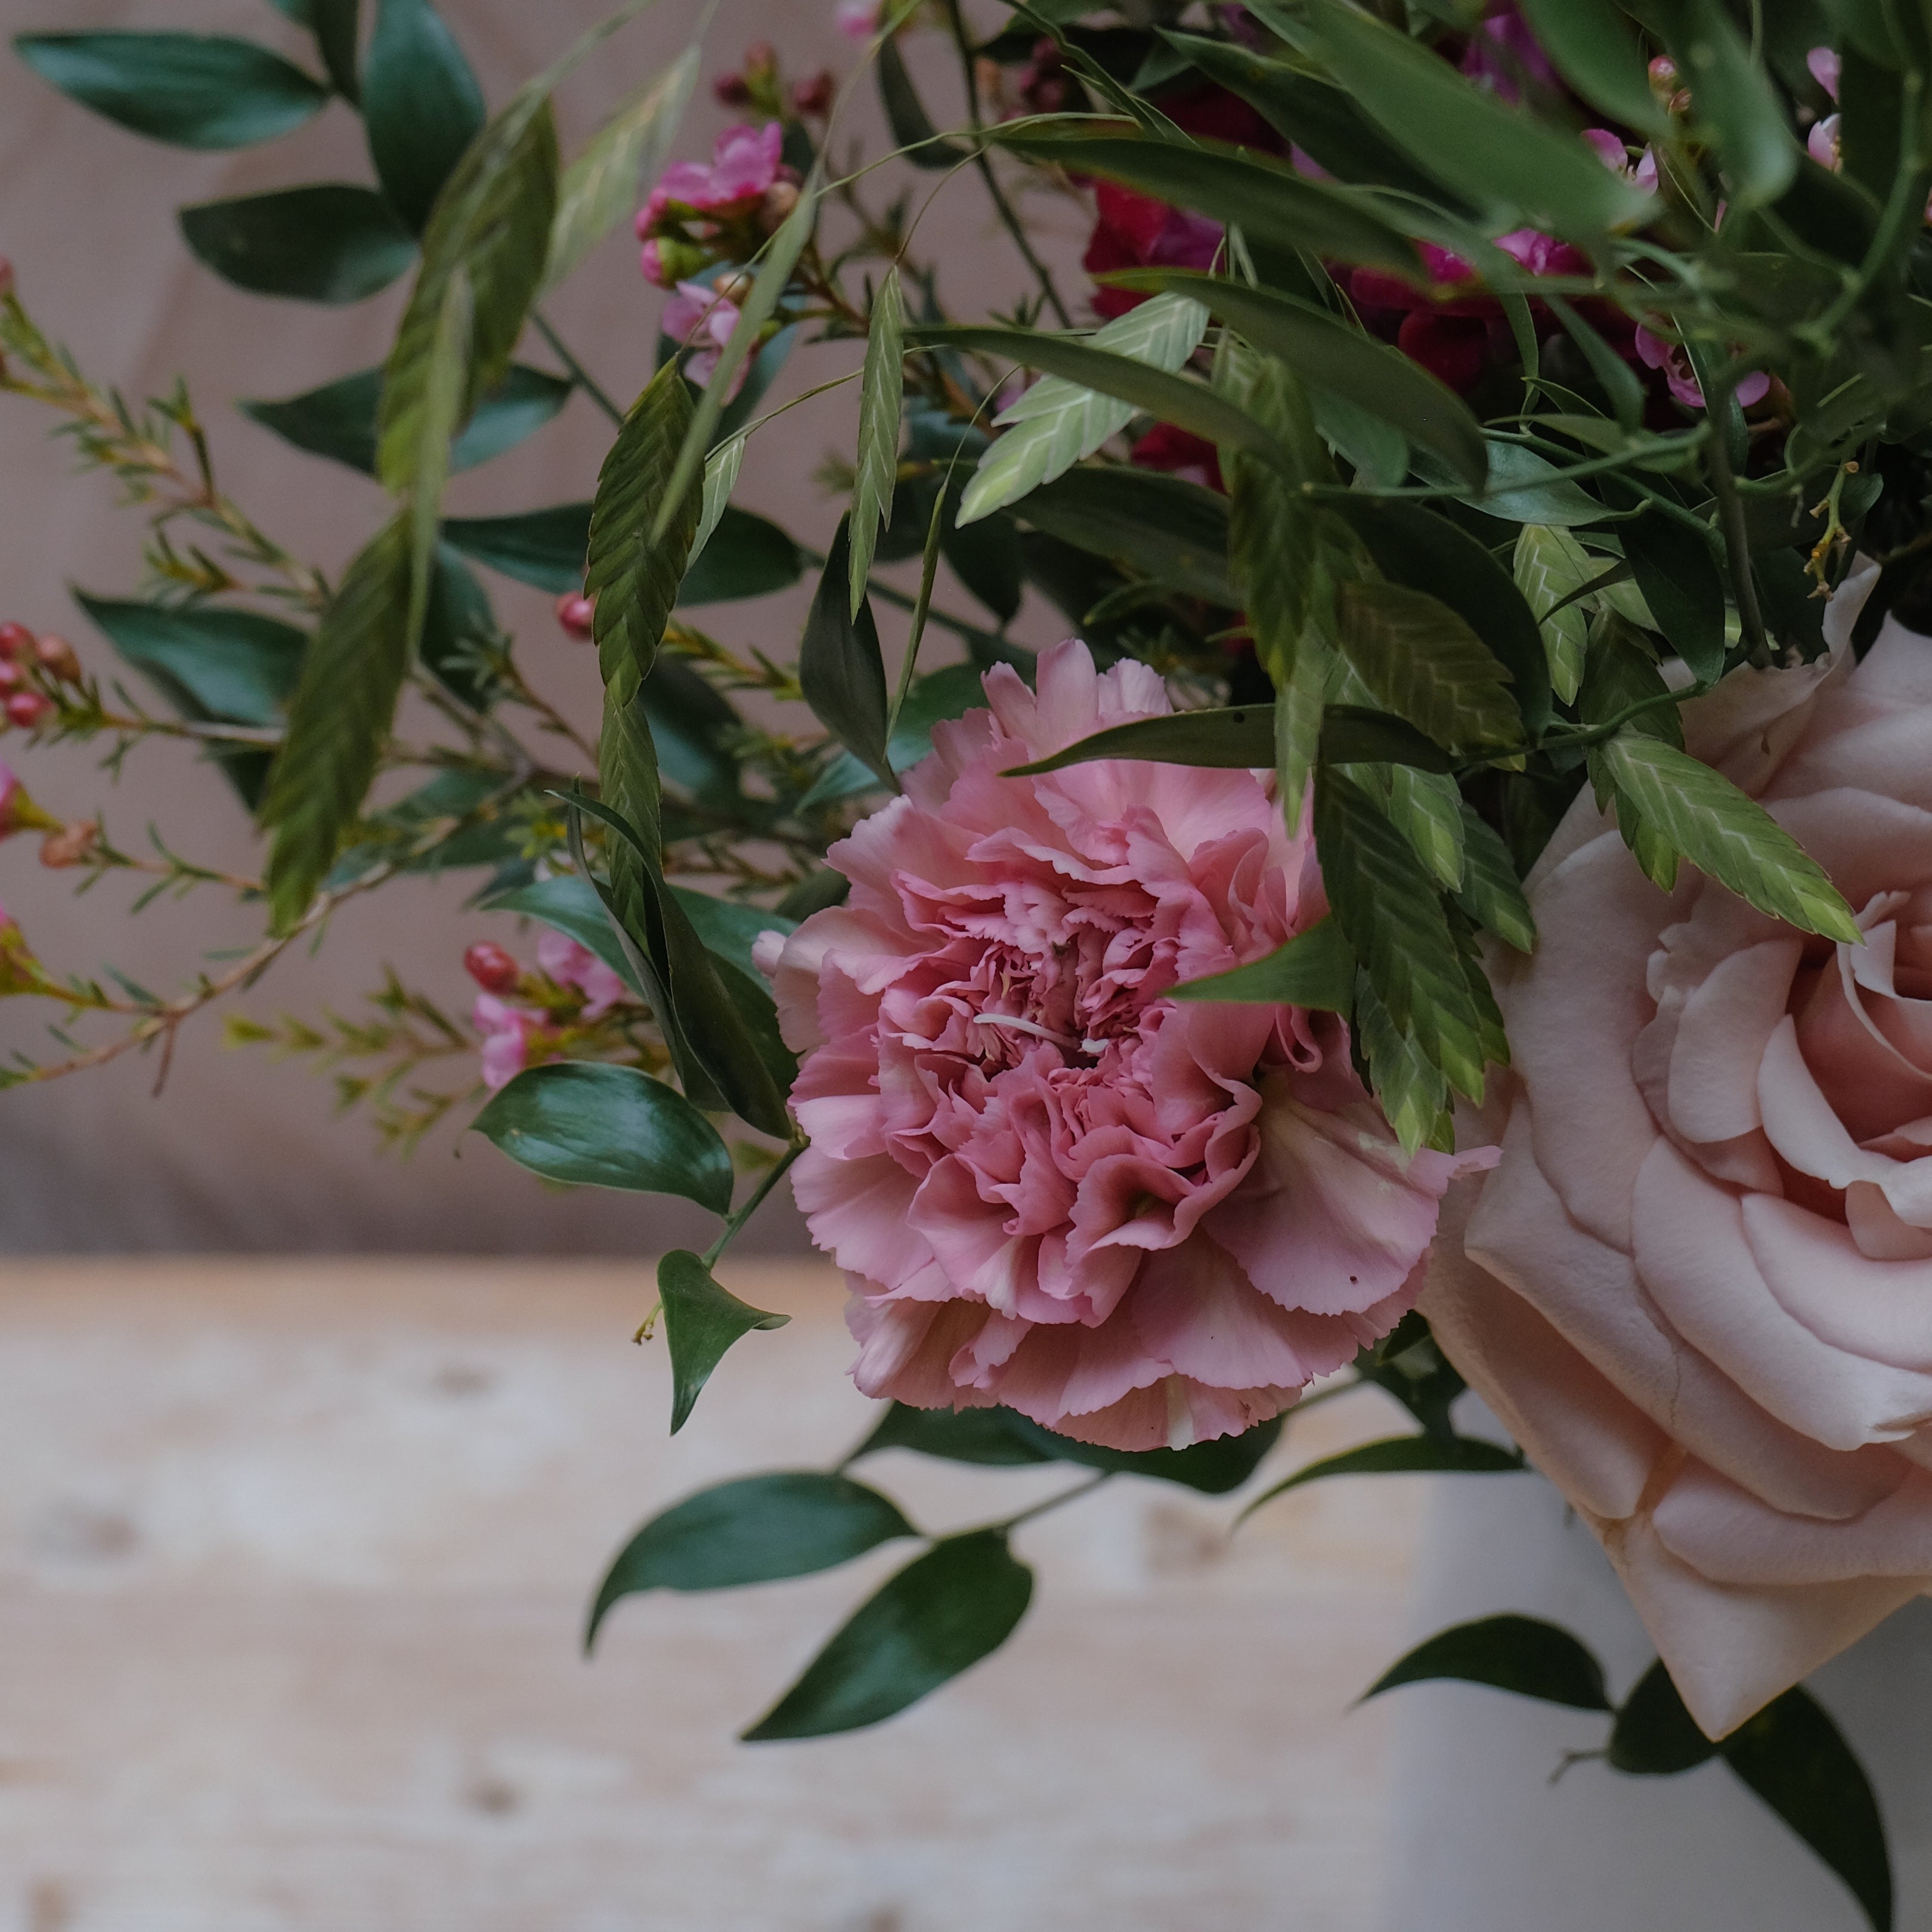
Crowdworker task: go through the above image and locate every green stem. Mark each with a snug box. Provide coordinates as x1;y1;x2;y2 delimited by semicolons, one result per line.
1701;384;1770;665
995;1470;1113;1534
704;1140;806;1268
534;310;627;428
889;485;951;736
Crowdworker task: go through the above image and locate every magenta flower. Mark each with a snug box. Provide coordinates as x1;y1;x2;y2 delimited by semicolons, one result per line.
537;930;626;1021
1808;45;1841;100
473;993;543;1092
1634;327;1772;410
662;280;747;394
758;642;1497;1451
1460;4;1558;103
636;122;784;286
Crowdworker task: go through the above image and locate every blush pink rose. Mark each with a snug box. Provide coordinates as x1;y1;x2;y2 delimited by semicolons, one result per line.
1425;559;1932;1739
761;640;1496;1451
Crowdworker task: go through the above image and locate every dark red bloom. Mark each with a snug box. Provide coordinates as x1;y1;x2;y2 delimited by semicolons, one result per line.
463;942;521;995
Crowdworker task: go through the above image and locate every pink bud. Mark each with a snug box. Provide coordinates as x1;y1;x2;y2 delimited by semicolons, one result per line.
0;623;32;661
555;593;595;640
33;634;79;683
463;941;522;993
5;692;52;730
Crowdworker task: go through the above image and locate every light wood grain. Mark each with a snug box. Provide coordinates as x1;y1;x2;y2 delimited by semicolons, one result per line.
0;1259;1423;1931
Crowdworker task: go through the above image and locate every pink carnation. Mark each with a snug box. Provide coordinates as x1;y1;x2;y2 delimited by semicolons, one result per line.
537;930;626;1020
662;280;746;394
761;642;1497;1451
473;993;543;1092
1634;326;1772;411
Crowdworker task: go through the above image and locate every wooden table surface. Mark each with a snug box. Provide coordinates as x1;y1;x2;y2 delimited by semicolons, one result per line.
0;1259;1425;1932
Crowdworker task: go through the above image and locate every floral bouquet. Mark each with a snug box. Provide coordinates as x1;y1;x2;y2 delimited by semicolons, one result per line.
5;0;1931;1918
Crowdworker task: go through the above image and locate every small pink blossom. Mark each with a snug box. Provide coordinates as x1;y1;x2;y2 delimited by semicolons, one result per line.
1634;327;1772;410
1808;45;1841;101
636;123;784;285
1461;4;1557;103
1808;113;1843;171
836;0;884;39
537;930;626;1021
761;642;1497;1451
473;992;544;1092
662;280;748;394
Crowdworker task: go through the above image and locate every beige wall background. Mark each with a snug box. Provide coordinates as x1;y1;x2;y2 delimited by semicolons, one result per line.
0;0;1078;1252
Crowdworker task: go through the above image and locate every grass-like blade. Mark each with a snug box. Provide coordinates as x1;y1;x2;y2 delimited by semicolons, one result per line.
850;267;906;614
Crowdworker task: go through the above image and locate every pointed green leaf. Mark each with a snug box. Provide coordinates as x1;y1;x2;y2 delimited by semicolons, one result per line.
1513;0;1668;136
848;1403;1058;1468
658;1249;790;1436
1364;1614;1612;1712
1004;703;1275;776
306;0;360;100
1651;0;1799;208
484;874;645;997
15;32;329;148
179;185;416;303
741;1531;1033;1741
1241;1433;1522;1521
1600;735;1861;942
1334;580;1520;754
1623;510;1727;683
1608;1659;1721;1773
1017;467;1235;604
260;515;414;931
442;500;592;592
1352;968;1450;1157
851;268;906;612
587;1472;918;1646
543;46;699;293
1172;915;1355;1008
470;1062;732;1210
802;517;894;790
959;293;1210;524
1320;705;1458;772
363;0;486;233
679;507;803;606
667;887;794;980
689;435;745;570
75;594;304;725
1454;804;1537;953
1514;524;1596;704
1000;1412;1285;1493
1722;1686;1893;1932
877;31;972;167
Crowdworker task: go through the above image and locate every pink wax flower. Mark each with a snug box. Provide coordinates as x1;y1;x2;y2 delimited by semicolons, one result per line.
836;0;883;38
1461;4;1558;103
758;641;1497;1451
473;992;545;1092
636;122;784;286
537;930;626;1021
1809;113;1843;170
1634;327;1772;410
662;280;748;394
1808;45;1841;101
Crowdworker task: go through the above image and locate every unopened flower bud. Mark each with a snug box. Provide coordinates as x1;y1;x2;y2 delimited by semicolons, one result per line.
4;692;51;730
758;180;800;233
1649;55;1679;89
744;40;777;80
0;899;39;996
792;70;835;117
555;592;595;639
38;820;97;869
0;663;23;694
464;941;522;995
0;623;32;661
33;634;79;683
714;269;757;306
713;73;754;108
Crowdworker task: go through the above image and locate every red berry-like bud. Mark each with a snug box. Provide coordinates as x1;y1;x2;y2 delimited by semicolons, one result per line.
39;821;97;869
464;942;522;994
555;592;595;639
0;663;23;693
0;623;32;661
33;634;79;683
5;692;51;729
792;71;835;117
713;73;754;107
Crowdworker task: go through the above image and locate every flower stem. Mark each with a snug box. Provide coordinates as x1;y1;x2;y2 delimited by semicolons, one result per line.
533;309;628;428
703;1138;806;1268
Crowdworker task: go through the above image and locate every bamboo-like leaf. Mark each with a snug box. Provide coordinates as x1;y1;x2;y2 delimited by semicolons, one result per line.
1454;803;1537;953
958;293;1210;525
1513;524;1595;704
851;267;906;614
260;515;414;932
690;434;746;570
1171;915;1354;1008
542;45;698;293
404;265;473;650
1600;735;1862;942
652;163;822;542
1353;970;1450;1157
1334;580;1521;753
1376;764;1467;890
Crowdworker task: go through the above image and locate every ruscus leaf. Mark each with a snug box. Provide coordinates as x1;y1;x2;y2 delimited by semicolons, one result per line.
179;185;416;302
658;1249;791;1436
1608;1659;1721;1774
1240;1433;1522;1521
1364;1614;1612;1711
362;0;487;233
802;517;894;791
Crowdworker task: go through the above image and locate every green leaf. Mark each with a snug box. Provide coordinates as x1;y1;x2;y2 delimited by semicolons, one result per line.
1454;804;1537;953
1240;1433;1522;1520
1623;510;1727;683
1320;705;1458;772
1377;764;1467;890
658;1249;791;1436
485;873;645;996
1017;467;1235;605
877;30;972;166
1651;0;1800;208
907;323;1298;482
1512;0;1668;136
1608;1659;1721;1774
1514;524;1596;704
543;46;698;293
1295;0;1654;238
958;293;1211;525
400;264;473;650
375;94;558;499
849;1402;1059;1468
306;0;360;100
689;435;745;569
362;0;486;233
1331;500;1552;735
15;32;329;148
442;500;591;592
417;544;498;713
741;1531;1033;1741
179;185;416;302
1000;1413;1286;1494
242;364;571;476
260;514;413;931
74;593;304;725
1333;580;1521;753
992;122;1422;277
801;516;894;791
667;886;794;980
1171;915;1355;1009
1364;1614;1612;1712
1599;735;1862;942
1722;1686;1894;1932
1467;441;1609;527
1317;769;1488;1101
850;267;906;614
679;507;803;605
1358;1310;1469;1442
1107;271;1487;491
1353;969;1450;1157
469;1061;732;1210
586;1472;917;1646
1005;703;1275;777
